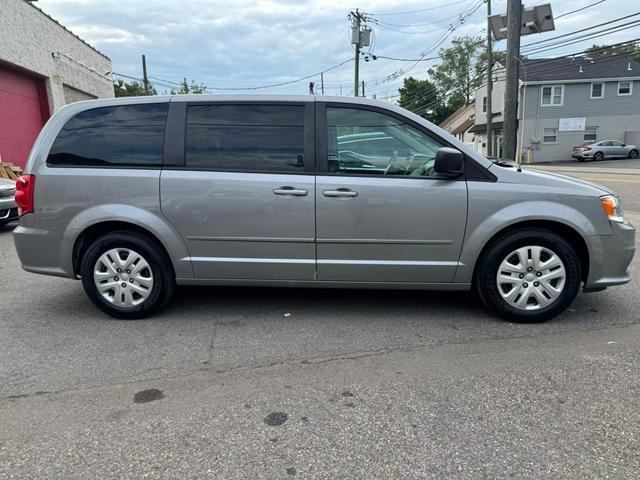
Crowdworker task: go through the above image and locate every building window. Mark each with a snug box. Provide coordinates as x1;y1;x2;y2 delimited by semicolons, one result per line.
541;85;564;106
482;96;487;113
590;82;604;99
584;126;598;142
543;128;558;143
618;81;633;95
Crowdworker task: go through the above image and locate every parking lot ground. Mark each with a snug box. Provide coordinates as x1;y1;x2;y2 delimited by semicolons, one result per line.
1;163;639;479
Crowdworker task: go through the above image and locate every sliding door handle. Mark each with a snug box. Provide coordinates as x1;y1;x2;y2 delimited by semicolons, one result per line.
323;189;358;198
273;186;308;196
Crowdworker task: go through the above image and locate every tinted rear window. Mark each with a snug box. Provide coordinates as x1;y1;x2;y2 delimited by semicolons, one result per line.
47;103;168;167
185;104;305;172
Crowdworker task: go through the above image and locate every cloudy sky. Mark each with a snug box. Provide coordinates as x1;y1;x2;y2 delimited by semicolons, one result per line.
36;0;635;98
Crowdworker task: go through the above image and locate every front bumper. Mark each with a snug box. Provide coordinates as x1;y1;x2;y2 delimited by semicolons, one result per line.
585;218;636;289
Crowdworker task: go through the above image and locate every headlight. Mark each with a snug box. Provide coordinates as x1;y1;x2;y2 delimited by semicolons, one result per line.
600;195;624;223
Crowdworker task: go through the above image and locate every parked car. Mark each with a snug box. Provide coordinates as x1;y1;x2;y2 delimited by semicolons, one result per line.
572;140;639;161
13;96;635;322
0;178;18;226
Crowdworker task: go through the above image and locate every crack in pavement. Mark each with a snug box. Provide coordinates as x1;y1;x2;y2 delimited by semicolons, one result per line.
2;320;638;403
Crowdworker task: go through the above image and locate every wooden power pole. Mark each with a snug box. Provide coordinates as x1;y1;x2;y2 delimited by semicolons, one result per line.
502;0;522;160
141;54;150;95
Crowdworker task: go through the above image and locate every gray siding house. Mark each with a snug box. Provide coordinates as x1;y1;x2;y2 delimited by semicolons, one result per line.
472;55;640;162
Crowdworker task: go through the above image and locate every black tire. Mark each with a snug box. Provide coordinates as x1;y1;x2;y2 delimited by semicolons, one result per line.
629;149;639;159
475;228;581;323
593;151;604;161
80;231;175;319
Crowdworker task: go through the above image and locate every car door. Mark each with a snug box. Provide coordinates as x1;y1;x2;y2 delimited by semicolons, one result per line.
609;140;626;157
314;102;468;283
598;141;612;158
160;100;316;280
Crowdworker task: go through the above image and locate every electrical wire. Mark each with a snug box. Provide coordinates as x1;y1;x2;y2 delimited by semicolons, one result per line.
555;0;607;20
365;0;473;17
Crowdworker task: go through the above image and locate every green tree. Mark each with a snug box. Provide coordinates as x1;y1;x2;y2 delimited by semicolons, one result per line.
170;78;207;94
587;43;640;62
428;35;486;105
398;77;438;120
113;79;157;97
397;77;463;125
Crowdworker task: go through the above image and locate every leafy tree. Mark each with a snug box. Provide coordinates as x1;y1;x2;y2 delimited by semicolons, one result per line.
398;77;437;119
428;35;486;105
397;77;464;125
586;43;640;62
114;79;156;97
170;78;207;94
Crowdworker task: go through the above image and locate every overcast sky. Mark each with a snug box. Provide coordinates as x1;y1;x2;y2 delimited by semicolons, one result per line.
36;0;634;97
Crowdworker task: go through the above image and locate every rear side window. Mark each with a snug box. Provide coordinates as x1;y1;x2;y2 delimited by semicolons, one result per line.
185;104;305;172
47;103;168;167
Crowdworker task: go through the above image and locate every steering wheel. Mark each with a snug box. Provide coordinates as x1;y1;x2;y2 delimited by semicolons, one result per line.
384;150;409;175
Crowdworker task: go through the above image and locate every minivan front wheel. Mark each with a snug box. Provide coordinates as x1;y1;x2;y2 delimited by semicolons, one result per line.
476;229;581;323
80;231;175;319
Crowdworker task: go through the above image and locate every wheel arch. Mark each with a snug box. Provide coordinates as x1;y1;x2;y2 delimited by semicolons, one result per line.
469;220;590;286
64;205;194;279
73;221;174;277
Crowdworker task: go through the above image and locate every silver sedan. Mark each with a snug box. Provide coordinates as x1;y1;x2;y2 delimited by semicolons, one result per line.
0;178;18;226
572;140;639;161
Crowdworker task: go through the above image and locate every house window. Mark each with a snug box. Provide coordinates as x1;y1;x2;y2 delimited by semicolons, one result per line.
590;83;604;99
584;126;598;141
543;128;558;143
541;85;564;105
482;96;487;113
618;81;633;95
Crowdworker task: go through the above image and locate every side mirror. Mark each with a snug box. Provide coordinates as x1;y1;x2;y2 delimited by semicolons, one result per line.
434;147;464;178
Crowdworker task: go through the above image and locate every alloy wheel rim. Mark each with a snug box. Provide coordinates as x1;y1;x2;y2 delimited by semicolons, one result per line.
496;245;566;311
93;248;154;308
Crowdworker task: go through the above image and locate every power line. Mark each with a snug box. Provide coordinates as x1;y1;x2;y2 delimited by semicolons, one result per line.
522;12;640;48
555;0;606;20
365;0;473;16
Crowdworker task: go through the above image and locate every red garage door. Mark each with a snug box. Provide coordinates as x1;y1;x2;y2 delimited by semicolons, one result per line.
0;66;48;169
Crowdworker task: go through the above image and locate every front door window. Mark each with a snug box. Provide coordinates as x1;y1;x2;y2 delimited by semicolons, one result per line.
327;107;446;178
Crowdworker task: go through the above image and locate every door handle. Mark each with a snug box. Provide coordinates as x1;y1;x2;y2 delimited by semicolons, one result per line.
273;186;308;196
323;189;358;198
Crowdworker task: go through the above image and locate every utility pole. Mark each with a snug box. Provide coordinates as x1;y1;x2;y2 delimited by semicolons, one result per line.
351;10;363;96
141;54;150;95
349;10;371;97
362;80;365;97
486;0;493;157
320;72;325;94
502;0;522;160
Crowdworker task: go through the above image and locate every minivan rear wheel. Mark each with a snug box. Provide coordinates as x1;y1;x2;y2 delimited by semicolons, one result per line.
475;228;581;323
80;231;175;319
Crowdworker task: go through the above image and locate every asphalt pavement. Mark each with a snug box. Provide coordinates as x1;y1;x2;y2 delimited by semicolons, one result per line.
1;161;639;479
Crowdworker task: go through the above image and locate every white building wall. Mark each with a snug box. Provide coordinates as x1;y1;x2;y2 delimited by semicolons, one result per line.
0;0;113;112
475;75;506;125
520;114;640;162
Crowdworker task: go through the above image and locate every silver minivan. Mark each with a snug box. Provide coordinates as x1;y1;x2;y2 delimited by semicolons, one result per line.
13;95;636;322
